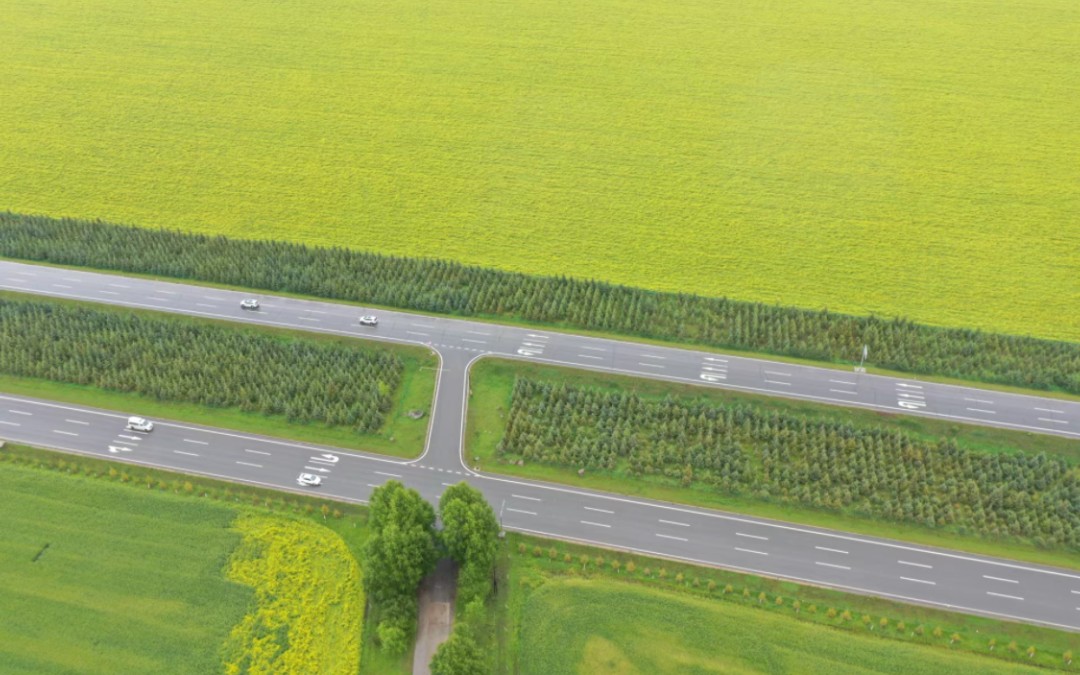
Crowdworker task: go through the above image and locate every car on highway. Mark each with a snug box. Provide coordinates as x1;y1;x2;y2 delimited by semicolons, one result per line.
358;315;379;326
240;299;260;310
126;416;154;432
297;472;323;487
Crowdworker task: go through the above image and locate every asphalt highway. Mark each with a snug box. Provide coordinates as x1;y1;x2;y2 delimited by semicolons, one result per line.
1;260;1079;632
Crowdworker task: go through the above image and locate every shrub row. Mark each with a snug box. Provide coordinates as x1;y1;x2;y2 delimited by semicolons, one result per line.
497;379;1080;550
0;296;403;432
2;212;1077;393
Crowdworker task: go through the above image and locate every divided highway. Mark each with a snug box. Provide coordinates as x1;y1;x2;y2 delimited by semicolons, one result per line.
1;260;1079;632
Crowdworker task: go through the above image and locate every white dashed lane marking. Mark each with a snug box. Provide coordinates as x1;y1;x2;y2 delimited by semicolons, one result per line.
901;577;936;585
735;547;768;556
815;561;851;571
656;533;688;542
736;532;768;541
584;506;614;514
986;592;1024;601
581;520;611;528
898;560;933;569
507;508;537;516
815;546;849;555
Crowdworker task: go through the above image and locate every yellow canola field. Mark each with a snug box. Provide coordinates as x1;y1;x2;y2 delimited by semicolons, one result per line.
1;0;1077;340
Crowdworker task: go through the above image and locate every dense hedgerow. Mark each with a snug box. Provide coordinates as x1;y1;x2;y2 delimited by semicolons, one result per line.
2;213;1078;394
0;297;403;432
497;379;1080;549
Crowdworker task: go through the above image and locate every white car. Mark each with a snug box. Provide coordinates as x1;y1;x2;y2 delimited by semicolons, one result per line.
240;299;260;310
126;416;154;432
297;473;323;487
358;315;379;326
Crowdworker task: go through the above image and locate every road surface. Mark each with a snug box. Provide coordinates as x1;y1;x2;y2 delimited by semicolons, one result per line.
1;260;1079;632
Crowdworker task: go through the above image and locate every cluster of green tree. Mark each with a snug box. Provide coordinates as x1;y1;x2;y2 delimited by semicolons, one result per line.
498;379;1080;549
363;480;498;670
3;212;1077;394
0;297;402;432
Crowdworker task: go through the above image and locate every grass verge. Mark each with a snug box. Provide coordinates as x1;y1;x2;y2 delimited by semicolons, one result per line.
472;533;1078;673
466;358;1080;570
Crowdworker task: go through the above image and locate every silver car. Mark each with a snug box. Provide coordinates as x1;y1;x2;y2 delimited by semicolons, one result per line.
297;473;323;487
240;299;260;310
126;416;154;432
358;315;379;326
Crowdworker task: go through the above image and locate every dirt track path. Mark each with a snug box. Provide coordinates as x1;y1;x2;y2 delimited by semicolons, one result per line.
412;558;457;675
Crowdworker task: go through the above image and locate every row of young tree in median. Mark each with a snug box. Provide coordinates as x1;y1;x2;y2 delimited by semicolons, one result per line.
2;212;1077;395
497;378;1080;550
362;481;496;674
0;297;403;432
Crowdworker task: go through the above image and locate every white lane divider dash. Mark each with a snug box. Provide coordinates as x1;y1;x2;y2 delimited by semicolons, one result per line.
375;471;402;478
898;560;933;569
8;410;32;416
174;450;199;457
736;532;768;541
901;577;936;586
639;354;666;360
1035;407;1065;414
982;575;1019;584
53;429;79;436
829;379;857;385
656;533;688;542
235;461;263;468
580;346;606;352
764;370;791;377
637;362;665;369
735;547;768;556
183;439;209;445
244;448;271;456
815;561;851;571
581;520;611;528
0;421;20;427
964;397;994;405
986;591;1024;601
966;408;996;415
52;284;73;289
512;494;542;502
507;508;537;516
578;354;604;360
64;419;90;425
659;519;690;527
815;546;849;555
764;379;792;386
1038;418;1069;425
583;506;614;514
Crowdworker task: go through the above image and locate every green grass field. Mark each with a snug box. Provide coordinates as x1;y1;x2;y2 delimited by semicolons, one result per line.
2;0;1077;341
0;459;367;674
0;463;251;674
516;578;1046;674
